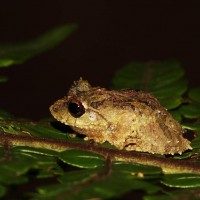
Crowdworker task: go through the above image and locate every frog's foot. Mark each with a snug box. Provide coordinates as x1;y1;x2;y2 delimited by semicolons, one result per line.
84;136;89;141
84;136;106;144
124;144;137;151
68;133;77;138
123;137;137;151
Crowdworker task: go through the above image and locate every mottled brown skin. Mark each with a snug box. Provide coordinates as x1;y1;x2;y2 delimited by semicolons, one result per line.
50;78;191;155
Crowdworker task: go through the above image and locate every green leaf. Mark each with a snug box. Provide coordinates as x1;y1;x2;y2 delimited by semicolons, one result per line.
145;189;200;200
0;24;78;67
22;123;69;140
35;168;103;199
34;183;70;199
172;151;193;159
59;150;105;168
71;171;160;199
180;87;200;119
0;124;21;135
169;110;182;122
0;153;36;175
35;167;161;200
77;179;158;199
180;102;200;119
0;168;28;185
0;76;8;82
112;162;162;175
59;168;98;184
188;87;200;103
182;122;200;131
112;60;187;109
0;146;62;186
0;185;6;198
180;122;200;149
191;139;200;149
13;146;58;157
162;174;200;188
160;96;182;110
151;79;188;100
0;110;14;119
0;152;33;185
112;61;184;90
144;195;172;200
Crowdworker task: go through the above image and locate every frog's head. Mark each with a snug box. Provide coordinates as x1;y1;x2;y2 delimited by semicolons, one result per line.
49;78;109;134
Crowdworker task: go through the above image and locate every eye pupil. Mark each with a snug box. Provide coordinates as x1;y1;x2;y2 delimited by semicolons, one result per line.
68;99;85;118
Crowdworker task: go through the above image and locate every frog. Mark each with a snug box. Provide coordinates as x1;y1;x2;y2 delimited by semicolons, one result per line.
50;78;191;155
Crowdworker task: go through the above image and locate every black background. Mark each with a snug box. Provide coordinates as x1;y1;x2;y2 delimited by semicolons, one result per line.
0;1;200;120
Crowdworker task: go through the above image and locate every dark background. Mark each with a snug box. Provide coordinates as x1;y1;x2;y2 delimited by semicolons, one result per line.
0;1;200;120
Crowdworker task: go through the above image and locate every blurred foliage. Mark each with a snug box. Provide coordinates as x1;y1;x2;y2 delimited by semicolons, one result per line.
112;60;187;110
0;24;77;67
0;24;77;82
0;27;200;199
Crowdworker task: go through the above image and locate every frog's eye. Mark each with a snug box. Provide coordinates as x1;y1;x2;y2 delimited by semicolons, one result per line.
68;98;85;118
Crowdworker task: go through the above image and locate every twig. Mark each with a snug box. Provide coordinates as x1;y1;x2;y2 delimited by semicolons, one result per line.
0;132;199;174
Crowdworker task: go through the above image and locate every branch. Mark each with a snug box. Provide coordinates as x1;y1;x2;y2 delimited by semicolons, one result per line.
0;132;199;174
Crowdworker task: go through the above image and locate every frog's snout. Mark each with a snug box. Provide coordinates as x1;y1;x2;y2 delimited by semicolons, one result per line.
50;99;68;118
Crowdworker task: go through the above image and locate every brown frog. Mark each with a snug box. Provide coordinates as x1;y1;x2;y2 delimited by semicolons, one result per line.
50;78;191;155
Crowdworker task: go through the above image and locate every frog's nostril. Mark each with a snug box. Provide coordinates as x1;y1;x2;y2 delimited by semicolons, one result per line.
50;104;59;113
53;106;59;113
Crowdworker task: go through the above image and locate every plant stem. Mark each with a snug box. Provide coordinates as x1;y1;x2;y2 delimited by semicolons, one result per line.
0;132;199;174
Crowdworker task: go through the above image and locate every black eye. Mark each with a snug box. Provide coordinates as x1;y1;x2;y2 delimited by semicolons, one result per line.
68;98;85;118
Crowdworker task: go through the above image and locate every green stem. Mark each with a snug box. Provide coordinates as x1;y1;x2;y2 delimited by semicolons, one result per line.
0;132;199;174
